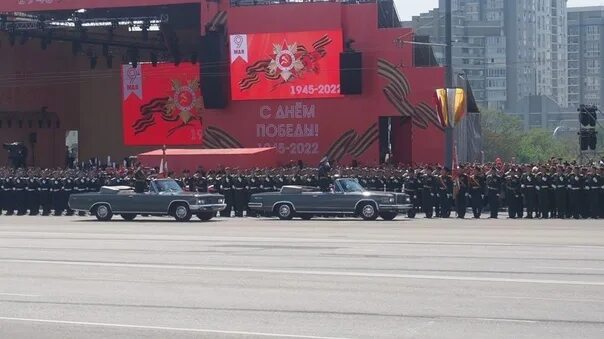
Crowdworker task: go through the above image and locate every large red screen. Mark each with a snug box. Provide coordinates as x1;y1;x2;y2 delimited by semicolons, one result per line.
230;30;343;101
122;62;203;146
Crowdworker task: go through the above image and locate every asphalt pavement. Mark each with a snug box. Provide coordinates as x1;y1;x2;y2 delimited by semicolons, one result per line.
0;215;603;338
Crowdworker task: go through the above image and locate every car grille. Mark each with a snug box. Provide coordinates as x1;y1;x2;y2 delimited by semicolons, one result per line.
395;194;408;204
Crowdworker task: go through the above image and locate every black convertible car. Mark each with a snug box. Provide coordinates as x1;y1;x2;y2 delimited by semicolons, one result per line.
248;178;411;220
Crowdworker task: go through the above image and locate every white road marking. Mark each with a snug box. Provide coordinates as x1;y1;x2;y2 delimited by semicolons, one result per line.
0;293;38;297
537;266;604;271
2;258;604;286
486;295;604;303
473;318;537;324
1;231;602;248
0;316;351;339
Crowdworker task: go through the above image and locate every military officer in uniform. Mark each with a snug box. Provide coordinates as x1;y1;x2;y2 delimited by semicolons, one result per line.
587;167;601;219
403;171;419;218
0;175;6;216
39;174;52;216
51;175;64;216
535;166;551;219
15;173;28;216
568;167;583;219
4;175;16;216
505;167;523;219
455;167;469;219
220;172;234;217
26;175;40;216
247;172;261;217
420;170;435;218
437;168;453;218
485;167;502;219
63;176;75;216
233;174;247;217
522;167;538;219
469;168;484;219
553;166;568;218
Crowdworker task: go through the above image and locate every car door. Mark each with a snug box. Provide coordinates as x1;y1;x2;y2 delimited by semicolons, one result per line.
128;191;157;213
297;191;331;213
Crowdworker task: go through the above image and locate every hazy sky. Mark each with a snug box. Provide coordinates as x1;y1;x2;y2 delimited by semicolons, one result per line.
397;0;603;21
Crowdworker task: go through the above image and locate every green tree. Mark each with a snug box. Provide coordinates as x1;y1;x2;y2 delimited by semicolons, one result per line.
480;109;522;161
516;129;576;164
480;109;578;163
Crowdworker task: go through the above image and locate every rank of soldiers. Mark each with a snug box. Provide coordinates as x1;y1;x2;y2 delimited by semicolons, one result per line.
0;164;603;219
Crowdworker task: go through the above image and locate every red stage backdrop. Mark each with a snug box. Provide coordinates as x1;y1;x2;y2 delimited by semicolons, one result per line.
230;30;343;101
121;62;203;146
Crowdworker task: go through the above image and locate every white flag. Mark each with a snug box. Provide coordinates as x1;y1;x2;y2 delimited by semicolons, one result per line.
122;65;143;100
230;34;248;63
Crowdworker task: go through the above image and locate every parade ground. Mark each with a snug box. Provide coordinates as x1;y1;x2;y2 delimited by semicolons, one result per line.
0;216;603;338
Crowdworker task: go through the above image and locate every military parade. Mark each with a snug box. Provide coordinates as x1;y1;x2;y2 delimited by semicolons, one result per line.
1;160;603;220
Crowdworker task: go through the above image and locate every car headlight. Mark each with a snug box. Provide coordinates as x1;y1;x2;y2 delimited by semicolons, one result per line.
218;198;224;204
405;197;411;203
198;199;206;205
382;197;395;204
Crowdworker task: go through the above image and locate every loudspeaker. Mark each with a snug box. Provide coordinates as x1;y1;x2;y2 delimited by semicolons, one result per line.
340;52;362;95
29;132;37;144
200;31;228;109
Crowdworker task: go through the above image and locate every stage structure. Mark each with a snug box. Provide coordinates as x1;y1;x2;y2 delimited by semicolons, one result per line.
0;0;445;169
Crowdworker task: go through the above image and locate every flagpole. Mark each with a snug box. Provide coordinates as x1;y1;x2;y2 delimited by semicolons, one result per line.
444;0;454;168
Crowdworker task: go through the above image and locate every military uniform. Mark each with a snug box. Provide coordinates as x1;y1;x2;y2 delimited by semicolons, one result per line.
26;177;40;216
505;172;522;219
15;176;27;215
587;172;601;219
64;177;75;216
455;173;469;219
553;172;568;218
403;174;419;218
420;173;435;218
247;174;261;217
522;172;537;219
436;174;453;218
39;177;52;216
51;178;64;216
568;173;583;219
233;175;247;217
220;175;234;217
0;177;5;216
536;172;551;219
469;175;484;219
485;172;501;219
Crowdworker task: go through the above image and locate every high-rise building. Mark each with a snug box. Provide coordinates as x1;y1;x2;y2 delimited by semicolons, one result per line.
568;6;603;110
407;0;569;122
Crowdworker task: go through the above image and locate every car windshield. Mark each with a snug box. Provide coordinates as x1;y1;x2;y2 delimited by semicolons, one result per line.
154;180;183;193
337;179;365;193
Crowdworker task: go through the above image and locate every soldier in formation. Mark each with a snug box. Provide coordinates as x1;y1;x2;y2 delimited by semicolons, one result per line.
1;161;603;219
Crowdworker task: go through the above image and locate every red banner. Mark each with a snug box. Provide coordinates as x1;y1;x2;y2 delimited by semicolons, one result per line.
122;62;203;146
230;30;343;101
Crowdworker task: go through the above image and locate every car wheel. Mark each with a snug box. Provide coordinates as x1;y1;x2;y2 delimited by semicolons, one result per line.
93;204;113;221
275;203;294;220
380;212;397;221
172;203;192;222
197;212;214;221
360;203;378;221
121;213;137;221
300;214;313;220
407;209;416;218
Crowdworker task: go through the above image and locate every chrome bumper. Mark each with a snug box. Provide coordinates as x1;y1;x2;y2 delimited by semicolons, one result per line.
190;204;227;212
248;202;263;209
379;204;412;212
